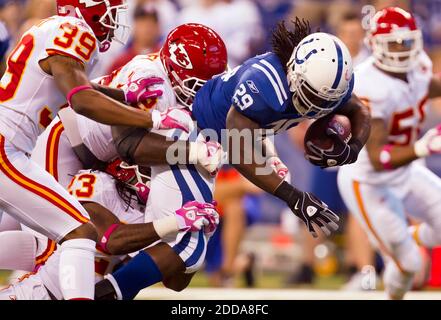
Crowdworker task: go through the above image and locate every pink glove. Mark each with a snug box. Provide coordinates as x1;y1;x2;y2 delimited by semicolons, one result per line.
123;76;164;104
267;156;289;180
189;140;223;176
175;200;220;235
199;201;220;237
134;181;150;205
151;108;193;133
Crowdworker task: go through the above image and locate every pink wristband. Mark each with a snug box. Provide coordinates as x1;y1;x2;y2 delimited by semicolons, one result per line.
99;224;119;254
67;85;93;105
379;144;393;170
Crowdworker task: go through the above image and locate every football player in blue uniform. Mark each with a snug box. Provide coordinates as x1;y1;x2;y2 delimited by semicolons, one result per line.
95;19;371;299
190;19;370;237
122;19;371;237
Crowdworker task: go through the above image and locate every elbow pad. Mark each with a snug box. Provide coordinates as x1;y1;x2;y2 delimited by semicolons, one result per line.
111;126;147;164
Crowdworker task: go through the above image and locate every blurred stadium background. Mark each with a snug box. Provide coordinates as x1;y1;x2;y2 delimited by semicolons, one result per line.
1;0;441;299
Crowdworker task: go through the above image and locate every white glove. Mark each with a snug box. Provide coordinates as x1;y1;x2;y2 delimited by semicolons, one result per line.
189;141;223;176
267;156;290;182
414;124;441;157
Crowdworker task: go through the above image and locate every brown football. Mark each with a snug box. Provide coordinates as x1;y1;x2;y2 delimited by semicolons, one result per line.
304;114;352;152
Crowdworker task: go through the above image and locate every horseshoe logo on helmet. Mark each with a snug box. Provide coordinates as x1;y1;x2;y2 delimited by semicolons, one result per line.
294;38;318;65
169;43;193;70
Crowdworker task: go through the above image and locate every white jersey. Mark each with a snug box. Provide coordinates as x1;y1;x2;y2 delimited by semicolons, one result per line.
76;53;177;162
37;170;145;300
346;53;432;185
0;16;99;154
67;170;145;224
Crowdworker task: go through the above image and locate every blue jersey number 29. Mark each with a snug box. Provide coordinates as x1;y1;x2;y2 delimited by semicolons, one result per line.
233;84;253;110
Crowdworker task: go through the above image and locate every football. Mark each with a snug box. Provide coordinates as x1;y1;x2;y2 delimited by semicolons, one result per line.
304;114;352;152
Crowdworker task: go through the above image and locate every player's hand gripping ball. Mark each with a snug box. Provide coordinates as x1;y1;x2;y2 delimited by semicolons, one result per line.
304;114;359;168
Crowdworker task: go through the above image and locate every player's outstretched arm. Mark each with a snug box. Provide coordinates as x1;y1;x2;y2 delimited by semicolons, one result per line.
83;200;218;256
367;118;441;171
112;127;223;175
42;55;189;131
334;94;371;153
226;106;282;193
91;76;164;104
90;82;125;102
80;201;160;255
226;107;339;237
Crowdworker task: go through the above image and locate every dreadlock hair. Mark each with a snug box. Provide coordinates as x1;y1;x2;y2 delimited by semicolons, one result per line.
115;179;138;211
271;17;312;72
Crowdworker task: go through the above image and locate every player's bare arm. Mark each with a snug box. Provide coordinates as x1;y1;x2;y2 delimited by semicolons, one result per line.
335;94;371;149
80;201;161;255
82;198;218;256
367;118;427;171
90;82;125;102
428;74;441;98
226;106;283;194
112;126;222;174
41;55;156;128
111;126;188;166
227;107;338;237
92;76;164;104
41;55;189;132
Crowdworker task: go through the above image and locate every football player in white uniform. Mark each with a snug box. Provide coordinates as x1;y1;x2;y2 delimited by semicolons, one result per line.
20;24;227;284
338;7;441;299
0;0;191;300
10;23;226;298
0;160;219;300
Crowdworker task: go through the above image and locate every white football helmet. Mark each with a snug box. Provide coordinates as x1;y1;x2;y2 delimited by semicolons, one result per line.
287;32;353;119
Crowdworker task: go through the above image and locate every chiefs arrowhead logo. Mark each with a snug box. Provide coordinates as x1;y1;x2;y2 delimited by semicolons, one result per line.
79;0;102;7
169;43;193;70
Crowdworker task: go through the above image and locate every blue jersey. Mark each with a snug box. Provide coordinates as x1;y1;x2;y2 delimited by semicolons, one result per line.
192;52;353;139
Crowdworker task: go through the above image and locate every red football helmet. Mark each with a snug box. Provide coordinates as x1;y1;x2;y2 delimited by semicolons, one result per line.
160;23;228;108
367;7;422;73
56;0;130;52
105;159;151;205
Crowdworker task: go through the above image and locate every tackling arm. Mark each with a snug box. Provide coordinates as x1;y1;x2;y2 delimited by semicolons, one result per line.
81;201;161;256
43;55;156;128
112;126;223;174
91;82;125;102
